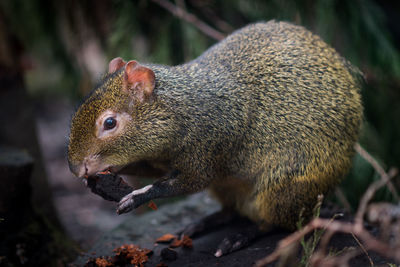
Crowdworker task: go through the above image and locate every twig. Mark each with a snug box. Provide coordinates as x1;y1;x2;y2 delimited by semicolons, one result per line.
335;187;352;213
322;248;362;267
351;232;373;267
150;0;225;41
188;1;234;32
354;167;398;228
318;229;335;255
310;247;361;267
355;143;399;202
254;217;400;267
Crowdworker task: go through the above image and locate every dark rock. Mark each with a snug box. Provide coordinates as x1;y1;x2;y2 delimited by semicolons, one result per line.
0;146;33;217
0;146;76;266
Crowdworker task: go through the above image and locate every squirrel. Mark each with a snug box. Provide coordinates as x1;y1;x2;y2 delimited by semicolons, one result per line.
68;20;363;256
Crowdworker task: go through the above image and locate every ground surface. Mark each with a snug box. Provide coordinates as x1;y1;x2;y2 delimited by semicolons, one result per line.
72;192;282;266
71;193;389;267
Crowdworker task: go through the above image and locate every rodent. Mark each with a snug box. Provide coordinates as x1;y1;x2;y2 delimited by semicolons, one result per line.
68;20;363;232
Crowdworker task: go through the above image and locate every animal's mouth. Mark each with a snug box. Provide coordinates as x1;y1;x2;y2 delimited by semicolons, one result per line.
96;165;125;176
82;160;167;180
96;160;168;179
94;161;144;176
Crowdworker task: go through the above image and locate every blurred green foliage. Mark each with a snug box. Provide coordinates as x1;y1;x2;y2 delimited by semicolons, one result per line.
1;0;399;208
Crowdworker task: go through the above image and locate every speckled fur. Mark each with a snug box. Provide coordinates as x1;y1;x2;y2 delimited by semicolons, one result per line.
68;21;363;230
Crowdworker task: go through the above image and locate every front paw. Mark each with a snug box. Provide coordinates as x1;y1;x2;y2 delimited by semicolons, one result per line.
116;185;153;214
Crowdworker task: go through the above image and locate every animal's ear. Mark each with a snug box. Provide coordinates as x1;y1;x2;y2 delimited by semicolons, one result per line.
123;60;155;103
108;57;126;74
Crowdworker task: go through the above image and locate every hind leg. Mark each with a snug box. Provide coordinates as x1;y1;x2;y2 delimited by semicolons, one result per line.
178;207;269;257
245;176;336;231
177;208;237;238
213;221;269;257
209;176;332;257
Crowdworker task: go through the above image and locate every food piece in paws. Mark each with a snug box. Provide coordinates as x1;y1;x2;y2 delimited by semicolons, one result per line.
86;172;133;202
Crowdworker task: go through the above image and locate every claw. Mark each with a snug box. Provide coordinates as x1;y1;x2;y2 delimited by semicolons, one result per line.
176;209;237;238
117;196;134;214
214;249;223;257
116;185;154;214
213;225;262;257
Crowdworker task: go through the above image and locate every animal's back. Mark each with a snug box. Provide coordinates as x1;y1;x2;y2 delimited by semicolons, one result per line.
191;21;363;229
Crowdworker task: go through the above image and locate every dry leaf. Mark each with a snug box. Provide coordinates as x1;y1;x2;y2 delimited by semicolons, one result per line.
169;235;193;248
181;235;193;248
148;200;158;210
114;244;152;267
95;258;113;267
156;234;177;243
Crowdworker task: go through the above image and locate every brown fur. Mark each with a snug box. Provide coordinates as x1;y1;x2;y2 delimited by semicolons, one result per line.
68;21;363;230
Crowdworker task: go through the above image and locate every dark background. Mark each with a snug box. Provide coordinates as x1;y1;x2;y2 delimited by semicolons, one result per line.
0;0;399;265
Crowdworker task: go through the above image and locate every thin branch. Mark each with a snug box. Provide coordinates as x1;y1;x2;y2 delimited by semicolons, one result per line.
335;187;352;213
354;167;398;228
150;0;225;41
189;2;235;33
318;229;335;254
321;248;362;267
310;248;361;267
351;232;373;267
255;217;400;267
355;143;399;202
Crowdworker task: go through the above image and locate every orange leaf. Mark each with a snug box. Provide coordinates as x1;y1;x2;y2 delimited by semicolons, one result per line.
169;238;183;248
155;234;177;243
169;235;193;248
181;235;193;248
95;258;113;267
148;201;158;210
97;170;112;175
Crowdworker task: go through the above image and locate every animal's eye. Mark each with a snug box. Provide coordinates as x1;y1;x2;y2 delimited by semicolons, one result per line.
103;117;117;130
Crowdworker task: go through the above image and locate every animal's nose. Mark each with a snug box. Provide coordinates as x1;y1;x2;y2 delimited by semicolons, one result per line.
68;161;87;178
